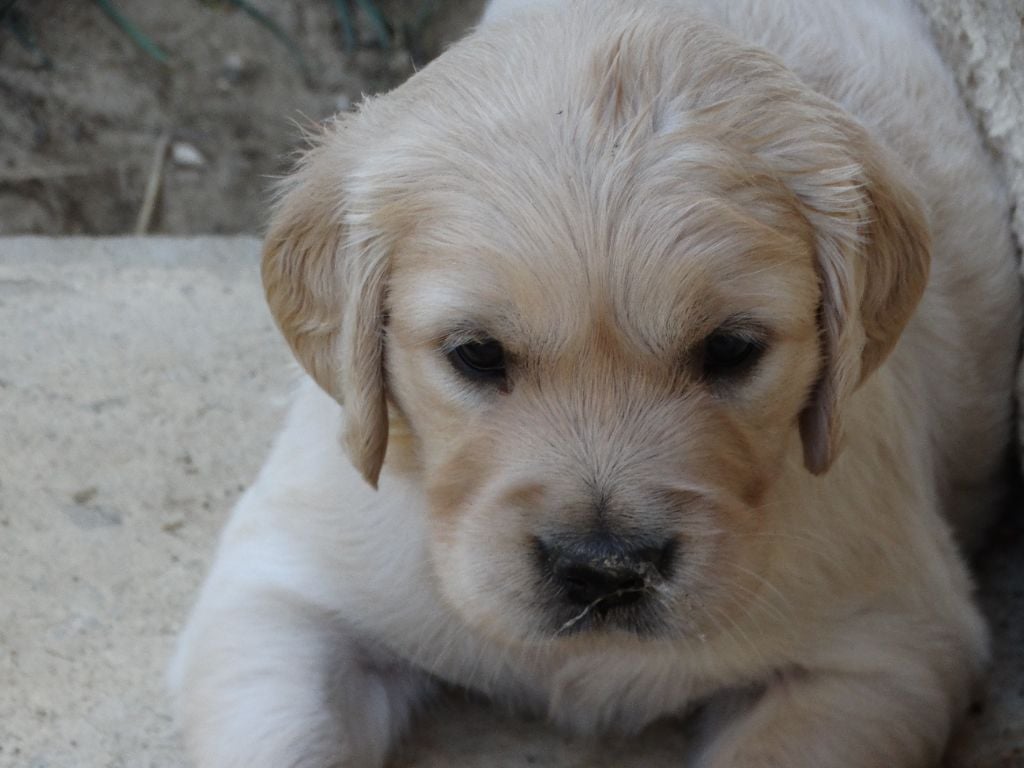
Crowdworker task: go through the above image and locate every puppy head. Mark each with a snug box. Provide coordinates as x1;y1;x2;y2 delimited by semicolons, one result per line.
263;2;929;643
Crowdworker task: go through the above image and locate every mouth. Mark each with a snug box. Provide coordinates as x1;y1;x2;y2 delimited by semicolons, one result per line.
545;591;671;638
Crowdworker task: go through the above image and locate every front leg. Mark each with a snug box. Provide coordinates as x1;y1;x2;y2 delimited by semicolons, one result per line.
696;613;987;768
169;553;433;768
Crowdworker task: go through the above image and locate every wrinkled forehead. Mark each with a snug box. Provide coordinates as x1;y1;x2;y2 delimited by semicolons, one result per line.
386;166;818;356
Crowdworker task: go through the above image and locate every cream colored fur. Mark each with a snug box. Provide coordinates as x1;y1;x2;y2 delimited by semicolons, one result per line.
170;1;1022;766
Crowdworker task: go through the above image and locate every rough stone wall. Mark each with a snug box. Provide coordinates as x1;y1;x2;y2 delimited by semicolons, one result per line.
918;0;1023;250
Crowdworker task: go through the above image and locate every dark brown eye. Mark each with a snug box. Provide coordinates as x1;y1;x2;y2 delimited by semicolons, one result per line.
448;339;507;383
702;331;764;379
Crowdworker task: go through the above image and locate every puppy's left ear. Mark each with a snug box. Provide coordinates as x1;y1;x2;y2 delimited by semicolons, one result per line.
261;133;390;487
796;127;931;475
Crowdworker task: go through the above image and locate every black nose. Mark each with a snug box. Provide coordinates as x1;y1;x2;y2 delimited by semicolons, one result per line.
538;533;676;609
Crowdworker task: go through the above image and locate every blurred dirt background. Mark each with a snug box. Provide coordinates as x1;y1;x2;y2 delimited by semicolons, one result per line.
0;0;484;235
1;1;1021;249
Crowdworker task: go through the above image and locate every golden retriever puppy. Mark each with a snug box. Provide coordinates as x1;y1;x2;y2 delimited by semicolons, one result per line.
169;0;1022;766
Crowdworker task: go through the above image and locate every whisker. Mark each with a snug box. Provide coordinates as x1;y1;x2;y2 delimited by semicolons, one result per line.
727;563;795;615
705;601;769;667
715;574;790;626
554;586;648;636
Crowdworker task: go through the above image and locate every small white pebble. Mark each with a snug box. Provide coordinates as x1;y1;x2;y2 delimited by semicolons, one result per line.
223;52;244;76
172;142;206;168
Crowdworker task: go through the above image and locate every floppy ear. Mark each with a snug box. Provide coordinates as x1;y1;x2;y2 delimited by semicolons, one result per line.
261;136;390;488
796;130;931;474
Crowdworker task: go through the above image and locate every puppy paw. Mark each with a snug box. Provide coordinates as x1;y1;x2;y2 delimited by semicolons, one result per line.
171;582;431;768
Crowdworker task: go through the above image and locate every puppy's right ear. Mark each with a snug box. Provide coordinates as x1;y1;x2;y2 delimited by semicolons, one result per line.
261;135;390;488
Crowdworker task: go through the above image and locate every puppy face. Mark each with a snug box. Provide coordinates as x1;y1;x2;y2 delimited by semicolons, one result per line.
262;2;929;644
382;155;821;640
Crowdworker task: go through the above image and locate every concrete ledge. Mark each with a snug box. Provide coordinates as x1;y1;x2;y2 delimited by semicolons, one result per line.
0;237;1020;767
0;237;293;766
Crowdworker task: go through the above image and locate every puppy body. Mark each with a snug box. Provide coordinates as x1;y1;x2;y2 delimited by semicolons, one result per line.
171;1;1021;766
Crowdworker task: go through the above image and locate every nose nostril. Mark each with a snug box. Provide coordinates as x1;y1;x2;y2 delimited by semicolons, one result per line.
656;538;678;579
562;572;592;591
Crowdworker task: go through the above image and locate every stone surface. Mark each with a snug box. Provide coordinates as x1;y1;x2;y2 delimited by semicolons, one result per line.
917;0;1024;251
0;237;294;766
1;237;1022;767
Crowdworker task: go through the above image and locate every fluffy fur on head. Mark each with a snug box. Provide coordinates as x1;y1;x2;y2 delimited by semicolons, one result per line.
173;1;1021;767
264;3;929;485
